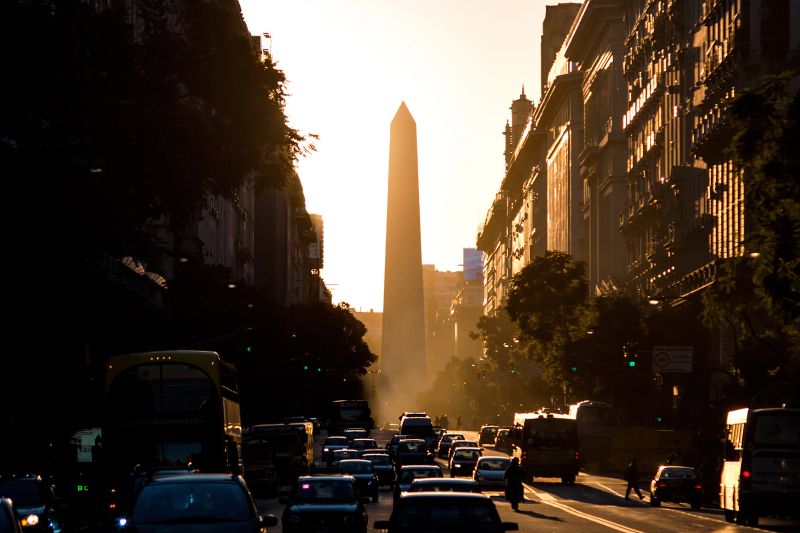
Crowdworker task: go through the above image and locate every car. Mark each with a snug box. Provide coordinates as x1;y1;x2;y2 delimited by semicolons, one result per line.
448;440;480;461
432;427;446;449
395;439;434;467
436;433;465;458
0;497;22;533
393;465;443;503
331;448;362;466
407;478;481;494
374;492;518;532
285;415;308;424
649;465;703;509
281;475;369;533
493;428;512;452
339;459;379;503
386;434;410;461
479;425;500;446
121;473;277;532
322;436;351;464
449;447;483;477
473;456;510;489
343;428;369;444
350;438;380;453
362;453;395;487
0;476;63;533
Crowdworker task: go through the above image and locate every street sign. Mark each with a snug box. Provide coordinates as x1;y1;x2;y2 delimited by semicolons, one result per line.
652;345;693;373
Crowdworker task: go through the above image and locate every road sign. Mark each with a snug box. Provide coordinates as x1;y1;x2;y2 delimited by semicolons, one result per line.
652;345;693;373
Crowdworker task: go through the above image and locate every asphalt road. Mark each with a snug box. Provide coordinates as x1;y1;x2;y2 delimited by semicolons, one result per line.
256;428;800;532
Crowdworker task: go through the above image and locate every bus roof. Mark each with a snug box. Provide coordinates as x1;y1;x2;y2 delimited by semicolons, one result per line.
514;411;573;425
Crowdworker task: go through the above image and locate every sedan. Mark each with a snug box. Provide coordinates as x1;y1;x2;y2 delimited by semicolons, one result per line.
393;465;443;503
362;453;395;487
121;473;276;532
448;440;480;461
395;439;433;467
281;476;368;533
473;456;510;490
436;434;464;458
339;460;379;503
649;466;703;509
449;447;482;478
375;493;518;532
350;439;379;453
322;436;351;464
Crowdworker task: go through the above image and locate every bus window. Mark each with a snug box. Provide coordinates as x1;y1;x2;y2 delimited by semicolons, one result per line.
753;414;800;447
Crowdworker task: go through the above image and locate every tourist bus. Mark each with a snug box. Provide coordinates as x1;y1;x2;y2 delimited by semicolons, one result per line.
511;410;580;484
567;400;618;472
101;350;242;515
327;399;374;435
720;406;800;527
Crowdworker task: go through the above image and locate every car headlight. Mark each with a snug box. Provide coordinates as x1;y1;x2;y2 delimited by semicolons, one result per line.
454;464;462;468
118;517;128;527
21;514;40;527
323;447;330;452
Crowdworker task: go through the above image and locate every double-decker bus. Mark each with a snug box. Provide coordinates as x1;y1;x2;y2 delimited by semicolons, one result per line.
511;411;580;484
720;406;800;527
101;350;242;516
327;399;374;435
568;400;618;472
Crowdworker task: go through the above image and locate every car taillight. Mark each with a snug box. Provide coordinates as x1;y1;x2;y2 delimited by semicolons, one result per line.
694;484;702;489
575;451;580;461
522;451;527;460
658;483;667;488
742;470;751;478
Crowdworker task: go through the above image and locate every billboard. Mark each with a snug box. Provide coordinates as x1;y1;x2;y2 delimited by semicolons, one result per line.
463;248;483;282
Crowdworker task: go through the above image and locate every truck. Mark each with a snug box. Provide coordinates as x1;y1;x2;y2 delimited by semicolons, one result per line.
242;422;314;493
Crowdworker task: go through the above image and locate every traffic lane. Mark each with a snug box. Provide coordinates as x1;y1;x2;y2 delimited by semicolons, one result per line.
526;474;800;532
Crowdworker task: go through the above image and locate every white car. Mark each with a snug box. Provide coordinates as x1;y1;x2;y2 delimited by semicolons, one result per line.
473;456;510;489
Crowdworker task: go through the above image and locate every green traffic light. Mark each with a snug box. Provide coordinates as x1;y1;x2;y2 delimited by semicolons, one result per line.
570;366;577;372
303;364;309;371
628;361;636;367
656;416;663;422
316;367;322;372
246;346;252;353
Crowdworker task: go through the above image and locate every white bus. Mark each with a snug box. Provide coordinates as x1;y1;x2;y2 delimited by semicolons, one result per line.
511;411;579;484
567;401;617;472
720;406;800;526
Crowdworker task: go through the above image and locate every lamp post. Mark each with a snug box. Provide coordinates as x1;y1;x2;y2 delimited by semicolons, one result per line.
367;369;381;399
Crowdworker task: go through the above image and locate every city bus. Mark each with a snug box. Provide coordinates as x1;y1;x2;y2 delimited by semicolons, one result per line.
101;350;242;515
327;399;374;435
242;422;314;492
720;406;800;527
568;400;618;472
511;411;580;484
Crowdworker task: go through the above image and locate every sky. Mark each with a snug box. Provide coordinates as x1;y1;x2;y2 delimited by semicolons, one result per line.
240;0;570;312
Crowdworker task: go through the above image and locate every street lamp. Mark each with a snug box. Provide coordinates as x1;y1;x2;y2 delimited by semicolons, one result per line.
367;369;381;398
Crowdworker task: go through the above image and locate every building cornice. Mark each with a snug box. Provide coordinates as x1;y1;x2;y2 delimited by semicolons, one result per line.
564;0;623;64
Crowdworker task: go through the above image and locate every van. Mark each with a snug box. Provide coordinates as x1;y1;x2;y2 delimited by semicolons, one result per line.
400;416;434;450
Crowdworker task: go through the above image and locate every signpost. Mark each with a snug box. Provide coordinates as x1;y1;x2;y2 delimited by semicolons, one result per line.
652;345;693;373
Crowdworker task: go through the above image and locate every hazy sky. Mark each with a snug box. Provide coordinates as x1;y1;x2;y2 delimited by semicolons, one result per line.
240;0;569;312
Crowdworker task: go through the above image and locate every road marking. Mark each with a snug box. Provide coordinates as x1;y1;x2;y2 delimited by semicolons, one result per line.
592;481;625;498
525;485;646;533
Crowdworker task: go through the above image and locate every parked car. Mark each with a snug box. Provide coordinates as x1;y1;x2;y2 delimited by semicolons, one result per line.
449;447;483;477
0;497;22;533
374;493;518;532
339;460;379;503
120;473;276;532
395;439;434;467
0;476;63;533
362;453;395;487
322;436;351;464
473;456;510;490
407;478;481;494
478;425;500;446
393;465;443;503
649;466;703;509
281;475;368;533
493;428;512;452
436;433;465;458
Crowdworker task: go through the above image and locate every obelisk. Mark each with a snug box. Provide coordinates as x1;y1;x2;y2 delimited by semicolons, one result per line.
381;102;427;419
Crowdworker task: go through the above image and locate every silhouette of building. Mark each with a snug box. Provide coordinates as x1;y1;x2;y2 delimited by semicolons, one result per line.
381;102;427;415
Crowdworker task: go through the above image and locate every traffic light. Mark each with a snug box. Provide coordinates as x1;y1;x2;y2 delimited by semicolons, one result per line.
570;365;578;373
303;364;309;371
316;367;322;373
623;344;639;368
246;345;253;353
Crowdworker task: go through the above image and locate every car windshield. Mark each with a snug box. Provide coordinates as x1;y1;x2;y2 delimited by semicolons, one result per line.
454;449;480;460
660;468;695;479
131;482;253;523
340;462;373;474
0;481;43;508
325;437;348;446
478;459;509;471
399;469;440;483
443;435;464;443
364;455;391;465
400;442;425;452
295;480;355;502
352;440;377;449
395;500;499;529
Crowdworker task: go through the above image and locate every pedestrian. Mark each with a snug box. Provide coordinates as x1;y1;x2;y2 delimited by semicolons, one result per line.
456;415;462;429
624;458;644;501
504;457;526;511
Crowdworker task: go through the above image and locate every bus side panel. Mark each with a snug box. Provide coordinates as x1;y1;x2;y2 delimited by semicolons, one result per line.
720;460;741;513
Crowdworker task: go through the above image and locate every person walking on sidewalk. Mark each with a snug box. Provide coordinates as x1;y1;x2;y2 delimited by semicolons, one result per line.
504;457;526;511
624;458;644;500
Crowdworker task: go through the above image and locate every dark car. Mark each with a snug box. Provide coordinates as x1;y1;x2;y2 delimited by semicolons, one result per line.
0;497;22;533
432;427;446;449
449;447;482;478
395;439;434;467
436;433;464;458
478;425;499;446
362;453;395;487
649;466;703;509
322;436;351;464
0;476;62;533
339;460;379;503
393;465;443;503
386;435;410;461
375;493;518;532
448;440;480;461
350;438;380;453
121;473;277;532
493;429;512;452
343;428;369;444
331;448;362;467
407;478;481;494
281;475;369;533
